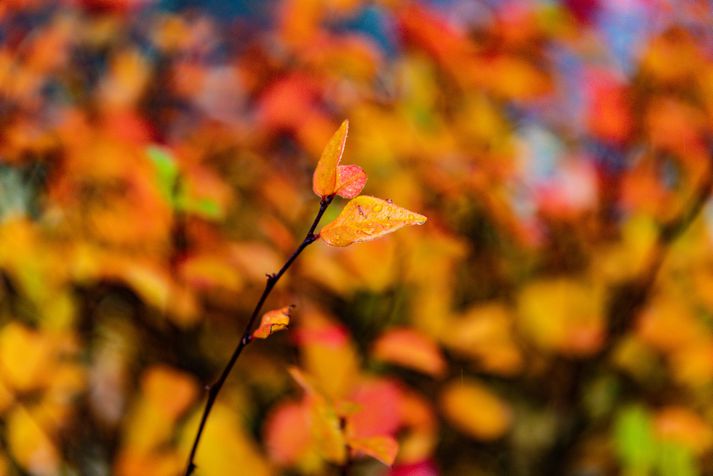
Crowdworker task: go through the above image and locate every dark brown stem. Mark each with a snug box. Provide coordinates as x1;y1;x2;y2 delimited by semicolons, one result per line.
184;195;335;476
339;416;351;476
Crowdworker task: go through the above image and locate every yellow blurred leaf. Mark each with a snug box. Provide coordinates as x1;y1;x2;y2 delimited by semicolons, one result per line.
0;379;14;415
372;328;446;377
670;344;713;388
348;435;399;466
443;304;523;376
253;306;292;340
0;323;53;393
179;252;244;293
121;366;199;460
7;407;59;475
440;379;511;441
517;278;605;356
310;394;347;464
319;196;426;247
142;366;198;421
313;120;349;198
287;367;347;464
296;311;360;401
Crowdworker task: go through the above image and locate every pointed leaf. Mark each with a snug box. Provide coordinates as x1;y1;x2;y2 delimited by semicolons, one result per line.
313;120;349;198
335;165;367;199
252;306;292;340
348;435;399;466
319;196;427;247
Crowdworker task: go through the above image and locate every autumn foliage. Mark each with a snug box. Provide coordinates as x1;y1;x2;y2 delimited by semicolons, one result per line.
2;1;713;475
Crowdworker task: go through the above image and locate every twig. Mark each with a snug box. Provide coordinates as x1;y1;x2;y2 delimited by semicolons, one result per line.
184;195;335;476
339;416;351;476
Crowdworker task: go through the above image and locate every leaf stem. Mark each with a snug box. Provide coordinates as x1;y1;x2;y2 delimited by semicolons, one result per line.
184;194;335;476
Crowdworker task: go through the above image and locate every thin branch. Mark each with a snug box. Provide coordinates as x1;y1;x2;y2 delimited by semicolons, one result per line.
339;416;351;476
184;194;335;476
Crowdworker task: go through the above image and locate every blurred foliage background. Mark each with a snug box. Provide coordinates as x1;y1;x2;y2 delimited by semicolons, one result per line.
2;0;713;475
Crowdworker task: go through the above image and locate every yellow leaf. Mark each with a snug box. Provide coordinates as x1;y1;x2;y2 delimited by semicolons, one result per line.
319;196;427;247
7;407;59;475
142;366;198;421
442;304;523;376
296;310;360;401
348;435;399;466
517;278;605;357
313;120;349;198
0;323;54;393
310;395;347;464
253;306;292;339
440;379;511;441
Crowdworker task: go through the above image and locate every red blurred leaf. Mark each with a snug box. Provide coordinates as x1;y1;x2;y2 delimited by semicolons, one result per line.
263;400;312;466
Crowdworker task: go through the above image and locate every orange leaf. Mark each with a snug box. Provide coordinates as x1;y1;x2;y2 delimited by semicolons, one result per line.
319;196;427;247
252;307;292;340
372;328;446;377
313;120;349;198
348;435;399;466
335;164;367;199
654;406;713;455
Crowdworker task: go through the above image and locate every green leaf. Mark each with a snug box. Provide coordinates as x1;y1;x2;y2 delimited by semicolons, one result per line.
614;405;656;474
656;441;697;476
176;196;222;220
147;145;179;205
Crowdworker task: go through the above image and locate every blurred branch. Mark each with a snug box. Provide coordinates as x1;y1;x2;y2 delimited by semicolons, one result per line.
544;151;713;475
184;195;334;476
609;151;713;339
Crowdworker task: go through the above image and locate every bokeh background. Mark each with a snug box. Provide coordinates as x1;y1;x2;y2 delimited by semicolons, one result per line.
2;0;713;474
